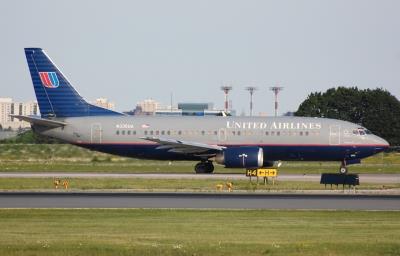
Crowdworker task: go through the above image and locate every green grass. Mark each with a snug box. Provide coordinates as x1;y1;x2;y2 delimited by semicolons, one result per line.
0;178;399;191
0;144;399;174
0;209;399;256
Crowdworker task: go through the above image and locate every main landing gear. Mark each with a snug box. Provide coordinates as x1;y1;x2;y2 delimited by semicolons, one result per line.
339;160;348;174
195;161;214;174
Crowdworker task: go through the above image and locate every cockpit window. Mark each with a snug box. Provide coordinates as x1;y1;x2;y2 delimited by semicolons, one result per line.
353;127;372;136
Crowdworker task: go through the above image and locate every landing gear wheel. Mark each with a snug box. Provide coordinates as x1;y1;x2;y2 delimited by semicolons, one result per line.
338;160;348;174
195;161;214;174
339;166;348;174
205;162;214;173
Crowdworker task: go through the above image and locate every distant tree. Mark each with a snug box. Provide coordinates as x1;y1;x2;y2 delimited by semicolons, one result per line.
295;87;400;146
0;124;2;131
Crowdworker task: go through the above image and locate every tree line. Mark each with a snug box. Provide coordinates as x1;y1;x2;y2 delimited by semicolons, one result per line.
295;87;400;146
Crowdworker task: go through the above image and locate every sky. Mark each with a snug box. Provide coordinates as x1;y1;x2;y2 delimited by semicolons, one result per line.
1;0;400;115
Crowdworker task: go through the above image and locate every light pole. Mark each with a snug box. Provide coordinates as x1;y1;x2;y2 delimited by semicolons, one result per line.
220;86;233;113
269;86;284;117
245;86;257;116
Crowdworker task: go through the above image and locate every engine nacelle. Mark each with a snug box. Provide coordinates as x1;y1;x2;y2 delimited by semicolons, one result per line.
215;147;264;168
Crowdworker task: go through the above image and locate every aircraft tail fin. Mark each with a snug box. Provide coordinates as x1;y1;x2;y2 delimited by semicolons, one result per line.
24;48;123;118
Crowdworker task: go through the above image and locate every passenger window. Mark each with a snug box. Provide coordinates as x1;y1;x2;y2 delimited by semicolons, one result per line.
144;131;148;135
276;131;280;136
155;130;159;135
271;131;275;136
265;131;269;136
299;131;303;136
161;130;165;135
214;131;218;135
122;130;125;135
127;130;131;135
201;131;205;135
178;131;182;135
133;131;136;135
150;131;154;135
305;131;309;136
167;130;171;135
116;130;120;135
237;131;241;136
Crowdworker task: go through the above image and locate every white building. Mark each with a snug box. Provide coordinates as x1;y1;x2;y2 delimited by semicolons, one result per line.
0;98;39;130
136;99;160;114
0;98;13;124
93;98;115;110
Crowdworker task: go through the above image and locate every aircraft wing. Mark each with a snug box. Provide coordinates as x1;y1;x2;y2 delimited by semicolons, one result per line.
10;115;66;128
142;137;225;155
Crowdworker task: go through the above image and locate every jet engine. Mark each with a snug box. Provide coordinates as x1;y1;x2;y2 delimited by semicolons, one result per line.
215;147;264;168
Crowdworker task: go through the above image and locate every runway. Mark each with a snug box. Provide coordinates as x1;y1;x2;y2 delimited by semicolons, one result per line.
1;172;399;183
0;192;399;210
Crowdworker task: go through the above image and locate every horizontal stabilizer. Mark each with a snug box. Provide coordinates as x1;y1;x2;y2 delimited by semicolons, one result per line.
10;115;66;128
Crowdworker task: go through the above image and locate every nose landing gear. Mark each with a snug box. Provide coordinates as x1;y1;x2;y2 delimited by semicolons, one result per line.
194;161;214;174
339;160;348;174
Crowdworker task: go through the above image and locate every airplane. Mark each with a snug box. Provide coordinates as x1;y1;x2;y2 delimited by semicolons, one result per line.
13;48;390;174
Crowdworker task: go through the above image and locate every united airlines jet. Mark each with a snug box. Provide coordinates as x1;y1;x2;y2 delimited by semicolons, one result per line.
13;48;389;174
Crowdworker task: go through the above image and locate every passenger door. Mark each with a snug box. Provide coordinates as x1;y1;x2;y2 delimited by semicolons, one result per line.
91;123;102;143
218;128;227;142
329;125;340;145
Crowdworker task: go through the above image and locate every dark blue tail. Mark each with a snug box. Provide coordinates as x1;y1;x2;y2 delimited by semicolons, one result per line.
24;48;123;118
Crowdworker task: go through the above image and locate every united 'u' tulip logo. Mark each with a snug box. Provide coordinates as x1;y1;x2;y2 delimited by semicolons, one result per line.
39;72;60;88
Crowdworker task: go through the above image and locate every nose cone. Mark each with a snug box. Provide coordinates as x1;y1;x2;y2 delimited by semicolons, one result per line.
372;135;389;153
377;136;390;147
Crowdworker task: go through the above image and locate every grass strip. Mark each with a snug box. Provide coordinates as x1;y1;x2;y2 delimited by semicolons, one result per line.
0;178;398;191
0;209;399;256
